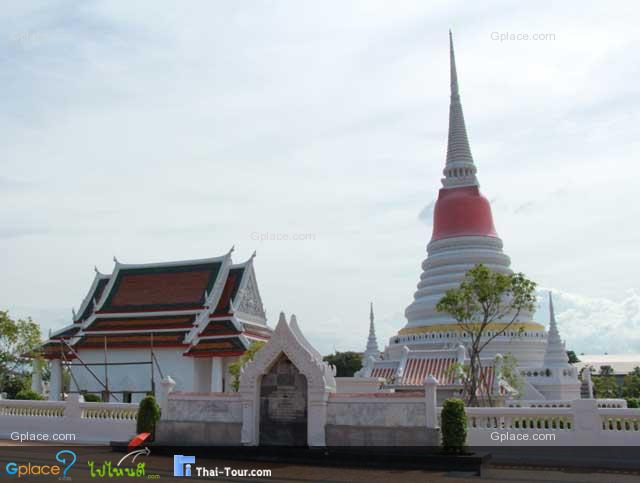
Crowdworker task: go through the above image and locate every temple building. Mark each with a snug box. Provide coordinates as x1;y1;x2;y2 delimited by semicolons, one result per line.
358;33;580;401
39;248;270;401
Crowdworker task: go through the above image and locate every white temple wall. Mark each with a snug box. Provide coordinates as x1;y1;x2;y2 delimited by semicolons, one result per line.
69;347;197;402
327;398;425;427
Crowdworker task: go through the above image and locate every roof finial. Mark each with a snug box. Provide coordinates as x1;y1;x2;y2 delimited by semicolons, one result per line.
113;256;119;264
228;245;235;255
94;265;100;274
72;307;77;320
250;250;257;260
443;30;478;188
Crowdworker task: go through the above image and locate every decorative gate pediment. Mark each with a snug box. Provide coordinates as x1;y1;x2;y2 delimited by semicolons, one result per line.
239;313;336;446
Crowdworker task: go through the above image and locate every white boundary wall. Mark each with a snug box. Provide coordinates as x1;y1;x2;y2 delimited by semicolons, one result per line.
461;400;640;446
0;395;137;444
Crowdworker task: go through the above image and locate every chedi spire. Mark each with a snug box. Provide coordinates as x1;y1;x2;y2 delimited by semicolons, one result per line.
363;302;380;360
443;30;478;188
544;292;570;366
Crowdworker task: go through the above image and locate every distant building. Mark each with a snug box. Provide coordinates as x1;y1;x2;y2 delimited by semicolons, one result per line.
576;354;640;386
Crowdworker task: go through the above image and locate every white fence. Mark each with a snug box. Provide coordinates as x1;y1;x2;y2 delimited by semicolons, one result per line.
460;400;640;446
0;395;138;444
2;393;639;446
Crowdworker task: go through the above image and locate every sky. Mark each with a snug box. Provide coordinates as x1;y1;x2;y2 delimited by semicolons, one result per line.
1;1;639;356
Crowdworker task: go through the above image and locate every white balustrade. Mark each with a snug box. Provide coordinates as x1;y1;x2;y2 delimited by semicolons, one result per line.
600;408;640;432
0;400;65;417
80;402;138;421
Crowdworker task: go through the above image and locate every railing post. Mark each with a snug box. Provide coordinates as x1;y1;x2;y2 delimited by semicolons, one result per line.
31;359;43;395
64;393;83;423
573;399;600;445
159;376;176;419
424;375;439;429
49;359;62;401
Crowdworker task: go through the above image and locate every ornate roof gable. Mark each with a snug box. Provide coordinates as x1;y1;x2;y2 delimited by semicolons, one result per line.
239;312;335;394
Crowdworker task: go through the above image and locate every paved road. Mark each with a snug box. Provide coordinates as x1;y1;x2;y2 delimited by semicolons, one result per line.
0;443;638;483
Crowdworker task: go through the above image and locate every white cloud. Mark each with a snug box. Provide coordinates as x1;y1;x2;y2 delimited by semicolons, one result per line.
1;1;639;355
537;288;640;354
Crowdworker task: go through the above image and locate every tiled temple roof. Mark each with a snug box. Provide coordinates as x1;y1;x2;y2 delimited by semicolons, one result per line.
98;260;223;313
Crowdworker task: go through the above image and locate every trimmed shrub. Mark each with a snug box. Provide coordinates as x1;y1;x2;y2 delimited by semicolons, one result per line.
626;398;639;408
82;393;101;402
136;395;161;438
441;397;467;453
14;389;44;400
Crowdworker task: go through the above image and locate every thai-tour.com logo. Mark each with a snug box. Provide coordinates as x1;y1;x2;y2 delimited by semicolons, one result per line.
4;449;76;478
173;455;272;478
173;455;196;477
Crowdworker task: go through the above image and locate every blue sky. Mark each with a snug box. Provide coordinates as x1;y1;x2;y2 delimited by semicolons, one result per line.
1;1;639;355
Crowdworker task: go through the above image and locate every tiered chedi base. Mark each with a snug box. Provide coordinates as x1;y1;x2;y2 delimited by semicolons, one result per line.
386;235;547;367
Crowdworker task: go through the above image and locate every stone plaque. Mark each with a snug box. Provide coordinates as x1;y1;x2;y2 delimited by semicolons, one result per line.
259;354;307;446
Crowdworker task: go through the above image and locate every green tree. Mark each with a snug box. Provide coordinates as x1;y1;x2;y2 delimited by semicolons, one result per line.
228;341;266;391
566;351;580;364
0;311;42;398
436;264;536;407
323;351;362;377
500;353;524;396
593;372;619;398
599;365;614;377
622;366;640;399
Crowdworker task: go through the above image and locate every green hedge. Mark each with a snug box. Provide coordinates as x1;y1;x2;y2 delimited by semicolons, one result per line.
136;395;161;438
82;393;101;402
441;398;467;453
14;389;44;400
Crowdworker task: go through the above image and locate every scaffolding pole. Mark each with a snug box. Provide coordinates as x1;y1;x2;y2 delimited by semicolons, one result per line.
60;338;121;402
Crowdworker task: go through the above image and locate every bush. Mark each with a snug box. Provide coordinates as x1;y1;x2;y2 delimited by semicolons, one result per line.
136;395;161;438
441;398;467;454
82;393;101;402
14;389;44;400
626;398;639;408
1;375;28;399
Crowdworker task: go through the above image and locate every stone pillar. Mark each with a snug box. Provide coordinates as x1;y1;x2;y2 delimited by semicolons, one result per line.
583;368;594;399
49;359;63;401
424;375;439;429
211;357;224;393
159;376;176;419
308;392;329;447
64;393;83;421
192;358;212;393
572;399;600;445
31;359;43;395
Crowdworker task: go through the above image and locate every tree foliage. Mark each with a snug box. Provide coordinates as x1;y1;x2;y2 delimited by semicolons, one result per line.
436;264;536;406
593;377;619;398
228;341;266;391
566;350;580;364
622;366;640;399
322;351;362;377
599;365;614;377
0;311;42;398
